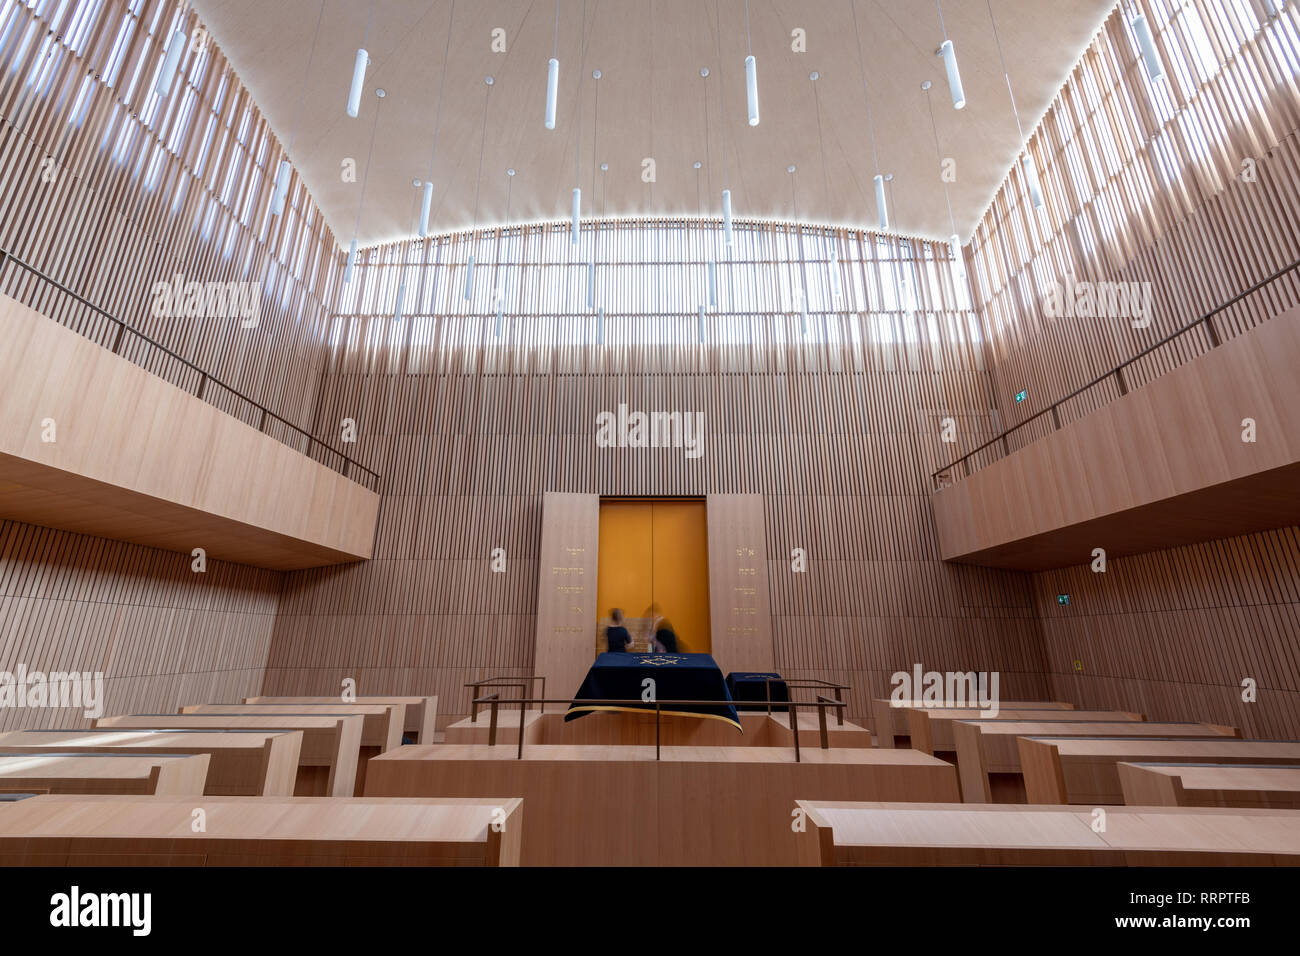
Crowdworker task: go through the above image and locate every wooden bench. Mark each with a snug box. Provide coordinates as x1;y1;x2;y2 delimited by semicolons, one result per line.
953;721;1239;803
95;714;363;797
0;752;210;796
0;730;301;796
0;795;522;866
1118;762;1300;809
245;696;438;744
181;703;403;752
793;801;1300;866
1020;738;1300;804
871;699;1074;748
365;743;960;866
907;708;1143;756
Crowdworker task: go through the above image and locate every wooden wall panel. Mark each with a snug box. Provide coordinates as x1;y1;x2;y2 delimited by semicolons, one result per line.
962;0;1300;738
533;493;600;701
0;519;278;731
0;0;339;466
264;223;1050;730
707;494;774;673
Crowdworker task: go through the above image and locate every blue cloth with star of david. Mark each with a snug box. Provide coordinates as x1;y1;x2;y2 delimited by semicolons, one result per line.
564;652;741;731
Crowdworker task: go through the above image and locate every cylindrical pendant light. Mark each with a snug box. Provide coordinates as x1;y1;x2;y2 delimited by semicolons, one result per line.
924;79;966;286
986;0;1046;212
743;2;759;125
496;168;515;338
465;76;494;306
938;40;965;109
596;305;604;344
1022;154;1045;209
714;2;735;251
708;260;718;307
155;30;187;98
745;55;759;126
343;87;384;285
271;0;326;218
347;49;369;118
851;1;889;231
950;234;965;279
546;58;559;129
419;0;456;237
571;188;582;244
344;238;358;284
1131;14;1164;81
722;188;733;246
464;254;475;300
699;304;707;342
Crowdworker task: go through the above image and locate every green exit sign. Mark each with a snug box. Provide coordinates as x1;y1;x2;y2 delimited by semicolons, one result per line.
1015;390;1028;404
1057;594;1070;606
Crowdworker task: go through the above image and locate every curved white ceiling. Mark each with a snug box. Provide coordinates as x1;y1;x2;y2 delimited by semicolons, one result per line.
192;0;1117;247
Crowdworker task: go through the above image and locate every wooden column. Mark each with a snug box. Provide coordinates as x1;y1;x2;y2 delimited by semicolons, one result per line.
533;493;601;700
706;495;774;673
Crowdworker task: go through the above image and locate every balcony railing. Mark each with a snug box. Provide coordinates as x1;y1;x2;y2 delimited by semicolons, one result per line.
0;246;380;490
932;257;1300;490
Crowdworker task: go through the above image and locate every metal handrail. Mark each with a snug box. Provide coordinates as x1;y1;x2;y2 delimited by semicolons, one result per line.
465;676;547;719
762;678;849;727
470;692;848;762
931;257;1300;489
0;245;380;487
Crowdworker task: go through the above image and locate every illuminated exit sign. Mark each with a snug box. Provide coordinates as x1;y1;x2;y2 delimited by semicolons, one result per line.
1057;594;1070;606
1015;390;1028;404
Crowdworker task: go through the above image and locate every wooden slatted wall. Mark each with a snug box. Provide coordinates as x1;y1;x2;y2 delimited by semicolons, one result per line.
0;519;279;730
265;219;1051;728
966;0;1300;738
0;0;343;726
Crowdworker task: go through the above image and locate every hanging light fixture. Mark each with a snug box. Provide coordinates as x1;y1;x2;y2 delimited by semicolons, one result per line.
986;0;1045;212
811;70;843;315
848;1;888;231
344;88;385;285
935;1;966;110
347;0;376;118
714;2;735;247
496;168;515;338
465;76;494;302
923;81;966;281
395;178;423;322
546;0;560;129
272;0;326;216
587;68;601;307
788;163;808;336
743;0;759;125
419;0;456;237
570;1;588;244
697;68;720;305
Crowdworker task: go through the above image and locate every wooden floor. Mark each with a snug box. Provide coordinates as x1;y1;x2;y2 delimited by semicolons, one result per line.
363;743;957;866
796;801;1300;866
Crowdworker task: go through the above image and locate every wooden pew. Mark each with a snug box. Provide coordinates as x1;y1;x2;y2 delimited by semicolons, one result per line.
953;721;1239;803
793;801;1300;866
365;743;960;866
871;699;1074;748
0;795;522;866
1020;738;1300;805
244;696;437;744
0;730;301;796
907;708;1144;756
181;703;403;752
95;714;363;797
0;752;210;796
1119;762;1300;809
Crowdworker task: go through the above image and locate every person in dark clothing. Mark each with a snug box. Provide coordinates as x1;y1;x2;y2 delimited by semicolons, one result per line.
646;603;679;653
605;608;632;652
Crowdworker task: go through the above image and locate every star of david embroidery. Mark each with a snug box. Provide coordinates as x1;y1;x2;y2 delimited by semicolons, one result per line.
641;656;685;666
